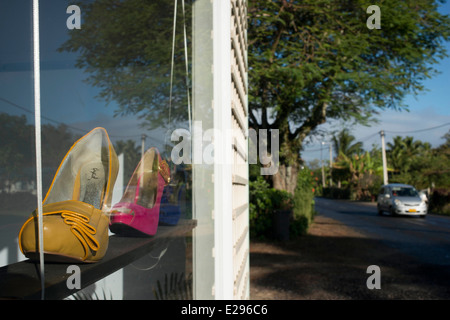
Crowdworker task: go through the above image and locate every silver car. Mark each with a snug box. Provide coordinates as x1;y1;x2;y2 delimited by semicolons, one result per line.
377;183;427;218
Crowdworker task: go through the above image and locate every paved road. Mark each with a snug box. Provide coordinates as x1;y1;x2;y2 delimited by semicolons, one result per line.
315;197;450;268
251;197;450;299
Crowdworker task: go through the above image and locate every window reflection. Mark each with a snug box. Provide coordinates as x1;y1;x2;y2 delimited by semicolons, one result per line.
0;1;35;268
0;0;194;300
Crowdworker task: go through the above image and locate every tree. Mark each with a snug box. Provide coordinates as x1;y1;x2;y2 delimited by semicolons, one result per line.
0;113;34;192
0;114;79;193
114;139;141;183
331;128;364;159
387;135;431;179
333;150;383;200
59;0;192;131
41;124;80;168
439;130;450;150
327;128;363;188
248;0;450;193
409;130;450;189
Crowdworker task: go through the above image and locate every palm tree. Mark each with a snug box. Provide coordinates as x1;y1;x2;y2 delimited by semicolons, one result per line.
333;150;383;200
330;129;363;188
387;136;430;173
331;128;364;160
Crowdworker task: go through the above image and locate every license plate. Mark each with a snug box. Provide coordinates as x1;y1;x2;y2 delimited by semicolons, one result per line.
408;209;417;213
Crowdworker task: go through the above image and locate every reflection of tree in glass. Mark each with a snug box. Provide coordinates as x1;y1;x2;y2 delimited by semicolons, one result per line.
0;114;34;192
0;113;77;192
114;139;141;183
59;0;192;130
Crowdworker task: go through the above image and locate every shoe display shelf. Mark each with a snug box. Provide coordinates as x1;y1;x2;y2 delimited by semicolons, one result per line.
0;219;196;300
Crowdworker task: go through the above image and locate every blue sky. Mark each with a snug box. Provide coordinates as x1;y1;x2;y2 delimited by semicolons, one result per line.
302;2;450;163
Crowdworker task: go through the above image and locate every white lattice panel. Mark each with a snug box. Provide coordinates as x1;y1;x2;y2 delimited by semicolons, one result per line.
231;0;249;300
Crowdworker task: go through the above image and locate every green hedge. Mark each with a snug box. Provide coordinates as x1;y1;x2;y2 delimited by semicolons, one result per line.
249;177;292;239
429;188;450;215
249;177;272;239
249;168;316;240
322;186;351;199
291;168;316;237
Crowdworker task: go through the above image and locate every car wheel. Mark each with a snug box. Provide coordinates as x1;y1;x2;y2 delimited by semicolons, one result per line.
389;207;396;217
419;215;426;219
377;207;383;216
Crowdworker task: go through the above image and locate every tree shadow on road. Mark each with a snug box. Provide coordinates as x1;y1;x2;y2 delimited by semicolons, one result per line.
250;219;450;300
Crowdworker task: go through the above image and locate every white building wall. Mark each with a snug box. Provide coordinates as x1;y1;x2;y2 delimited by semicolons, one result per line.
230;0;249;300
191;0;249;300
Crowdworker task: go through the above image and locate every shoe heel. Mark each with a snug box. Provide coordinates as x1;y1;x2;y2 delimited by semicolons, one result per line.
110;148;170;236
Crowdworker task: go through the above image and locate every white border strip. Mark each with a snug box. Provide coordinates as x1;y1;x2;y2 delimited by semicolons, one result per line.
213;0;233;300
32;0;45;300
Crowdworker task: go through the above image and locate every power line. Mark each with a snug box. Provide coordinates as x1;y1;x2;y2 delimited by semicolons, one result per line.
0;96;143;139
384;122;450;134
0;96;90;134
302;121;450;153
358;131;380;142
303;146;327;152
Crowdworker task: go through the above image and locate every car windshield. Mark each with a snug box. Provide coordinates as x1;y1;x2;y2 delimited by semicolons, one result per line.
391;187;419;197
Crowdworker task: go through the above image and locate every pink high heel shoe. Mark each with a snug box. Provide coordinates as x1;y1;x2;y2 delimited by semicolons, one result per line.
109;147;170;236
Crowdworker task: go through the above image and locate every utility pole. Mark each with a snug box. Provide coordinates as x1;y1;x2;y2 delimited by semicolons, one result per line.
141;134;147;159
329;143;332;187
380;130;388;185
321;142;325;188
321;141;332;187
140;134;147;188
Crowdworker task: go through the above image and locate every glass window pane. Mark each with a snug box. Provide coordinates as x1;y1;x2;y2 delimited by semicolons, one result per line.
0;1;35;268
38;0;193;299
1;0;203;300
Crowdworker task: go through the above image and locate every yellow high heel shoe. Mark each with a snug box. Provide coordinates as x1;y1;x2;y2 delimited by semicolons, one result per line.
19;127;119;263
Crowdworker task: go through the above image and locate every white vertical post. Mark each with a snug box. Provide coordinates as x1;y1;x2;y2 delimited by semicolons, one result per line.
380;130;388;185
192;0;215;300
321;142;325;188
32;0;45;300
329;143;332;187
212;0;233;300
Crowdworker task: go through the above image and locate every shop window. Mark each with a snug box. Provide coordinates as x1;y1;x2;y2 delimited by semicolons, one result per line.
0;0;207;300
